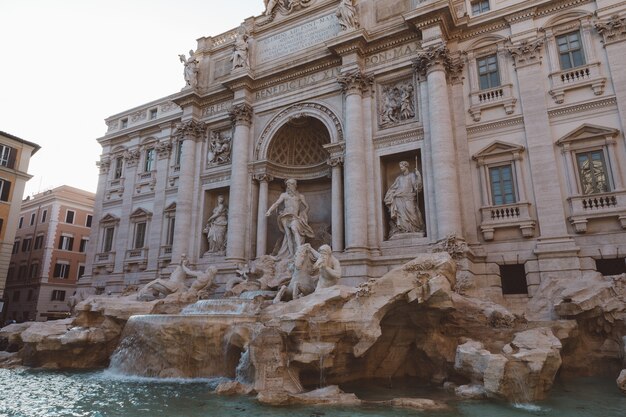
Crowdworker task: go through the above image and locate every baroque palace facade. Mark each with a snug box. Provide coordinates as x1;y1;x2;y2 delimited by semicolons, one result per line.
82;0;626;312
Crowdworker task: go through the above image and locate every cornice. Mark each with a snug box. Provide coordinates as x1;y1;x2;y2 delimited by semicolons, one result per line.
547;97;617;119
467;116;525;136
373;128;424;150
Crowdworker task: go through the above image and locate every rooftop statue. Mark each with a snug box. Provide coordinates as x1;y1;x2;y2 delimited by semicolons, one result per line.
179;49;199;89
266;178;315;258
336;0;359;31
264;0;280;15
231;27;250;70
384;160;425;237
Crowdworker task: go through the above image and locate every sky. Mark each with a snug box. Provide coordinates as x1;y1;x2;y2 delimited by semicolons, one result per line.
0;0;264;197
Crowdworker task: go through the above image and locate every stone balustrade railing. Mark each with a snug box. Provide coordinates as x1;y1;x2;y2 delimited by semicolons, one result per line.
568;190;626;233
549;62;606;103
479;201;536;240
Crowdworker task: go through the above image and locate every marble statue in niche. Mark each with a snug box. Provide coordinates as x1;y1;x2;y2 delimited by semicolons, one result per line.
379;81;416;127
203;195;228;254
384;160;425;238
231;26;250;70
266;178;315;258
179;49;199;89
336;0;359;31
207;131;232;165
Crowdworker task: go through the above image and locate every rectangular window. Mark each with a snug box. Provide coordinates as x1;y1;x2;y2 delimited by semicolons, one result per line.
51;290;66;301
0;218;3;235
86;215;93;228
0;179;11;202
7;266;14;281
596;258;626;276
166;217;176;246
79;238;88;253
65;210;75;224
120;118;128;129
53;263;70;279
134;222;147;249
103;227;115;252
12;240;19;254
471;0;490;15
34;234;44;250
0;145;16;169
29;213;36;226
18;216;23;229
499;264;528;295
12;291;20;302
557;31;585;70
29;263;38;279
489;165;516;205
477;54;500;90
114;156;124;179
58;235;74;251
41;209;47;223
27;289;33;301
149;108;158;120
144;148;155;172
18;265;27;280
78;265;86;279
21;238;32;252
175;141;183;166
576;150;609;195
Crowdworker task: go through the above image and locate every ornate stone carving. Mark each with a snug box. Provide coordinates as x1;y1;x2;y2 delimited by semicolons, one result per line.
179;49;199;89
173;120;206;141
130;110;146;123
97;157;111;174
327;155;344;167
412;45;452;76
337;69;374;95
264;0;312;17
203;195;228;255
156;141;172;159
266;178;315;258
384;160;425;238
231;26;250;71
336;0;359;31
507;38;544;68
378;80;417;127
229;103;253;126
254;173;274;183
432;234;470;260
595;15;626;45
123;149;140;168
207;130;232;166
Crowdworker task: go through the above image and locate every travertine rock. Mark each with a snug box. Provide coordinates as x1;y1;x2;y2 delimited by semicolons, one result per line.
257;385;361;406
214;380;255;396
617;369;626;394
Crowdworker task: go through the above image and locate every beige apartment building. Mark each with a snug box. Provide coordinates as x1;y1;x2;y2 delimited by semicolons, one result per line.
0;131;40;321
82;0;626;314
4;186;95;322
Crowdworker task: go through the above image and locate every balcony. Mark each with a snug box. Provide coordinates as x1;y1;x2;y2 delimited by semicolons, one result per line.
479;202;536;241
106;178;124;200
93;252;115;274
124;248;149;271
469;84;517;122
548;62;606;104
568;190;626;233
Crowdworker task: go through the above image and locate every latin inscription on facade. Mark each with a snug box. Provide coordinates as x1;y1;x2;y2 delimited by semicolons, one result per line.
256;68;341;100
202;101;232;118
256;14;341;65
365;41;421;67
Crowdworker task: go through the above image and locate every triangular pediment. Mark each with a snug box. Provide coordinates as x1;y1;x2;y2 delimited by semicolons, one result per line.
99;213;120;224
473;141;525;160
130;208;153;219
556;124;619;145
164;202;177;213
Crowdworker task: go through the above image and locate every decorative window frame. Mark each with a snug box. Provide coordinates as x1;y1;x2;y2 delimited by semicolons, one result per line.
125;208;152;271
544;14;606;104
473;141;535;240
465;41;517;122
556;124;626;233
95;214;119;274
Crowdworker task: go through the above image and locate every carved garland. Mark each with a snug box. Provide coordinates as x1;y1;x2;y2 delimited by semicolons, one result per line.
595;15;626;45
255;102;344;160
173;120;207;141
507;38;544;68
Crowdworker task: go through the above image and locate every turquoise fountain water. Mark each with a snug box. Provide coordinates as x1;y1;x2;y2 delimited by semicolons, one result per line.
0;369;624;417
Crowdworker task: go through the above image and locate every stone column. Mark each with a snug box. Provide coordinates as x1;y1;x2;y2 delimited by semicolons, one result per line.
226;103;253;263
328;156;344;252
338;70;371;252
413;45;463;239
171;121;205;263
255;174;272;258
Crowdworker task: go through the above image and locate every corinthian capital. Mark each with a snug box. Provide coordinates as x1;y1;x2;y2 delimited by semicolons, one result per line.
337;69;374;95
229;103;253;126
507;38;544;68
173;120;207;141
595;15;626;45
412;45;453;76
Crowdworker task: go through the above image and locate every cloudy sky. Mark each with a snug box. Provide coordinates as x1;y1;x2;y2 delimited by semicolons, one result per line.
0;0;264;197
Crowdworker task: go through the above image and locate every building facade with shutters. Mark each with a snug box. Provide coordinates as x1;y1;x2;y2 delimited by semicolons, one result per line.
81;0;626;314
0;131;40;319
4;186;95;322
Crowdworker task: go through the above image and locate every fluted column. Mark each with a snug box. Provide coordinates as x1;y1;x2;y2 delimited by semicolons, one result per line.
226;103;253;263
338;70;371;251
255;174;272;258
413;45;463;239
328;156;344;252
171;120;205;263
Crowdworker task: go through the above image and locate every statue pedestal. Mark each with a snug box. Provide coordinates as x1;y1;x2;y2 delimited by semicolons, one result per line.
388;231;425;240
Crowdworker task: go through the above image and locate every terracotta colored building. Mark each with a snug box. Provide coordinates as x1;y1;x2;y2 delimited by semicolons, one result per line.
0;131;40;320
4;186;95;322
